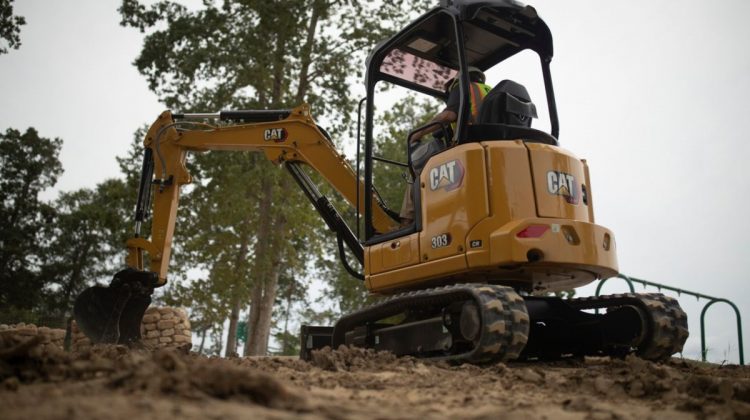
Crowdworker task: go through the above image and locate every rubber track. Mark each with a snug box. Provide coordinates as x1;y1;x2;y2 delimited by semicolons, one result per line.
569;293;689;361
332;284;530;363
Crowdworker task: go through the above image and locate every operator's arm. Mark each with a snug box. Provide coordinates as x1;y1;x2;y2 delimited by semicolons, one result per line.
408;109;457;143
408;87;459;143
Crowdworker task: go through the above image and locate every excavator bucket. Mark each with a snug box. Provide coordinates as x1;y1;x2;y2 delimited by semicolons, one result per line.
73;268;157;345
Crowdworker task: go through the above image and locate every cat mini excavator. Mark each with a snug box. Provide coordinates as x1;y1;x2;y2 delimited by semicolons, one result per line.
74;0;689;363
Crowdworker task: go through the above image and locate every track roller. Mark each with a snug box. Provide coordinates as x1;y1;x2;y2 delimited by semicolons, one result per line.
331;284;530;364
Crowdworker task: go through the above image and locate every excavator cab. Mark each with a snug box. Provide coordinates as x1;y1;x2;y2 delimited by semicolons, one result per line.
362;0;557;241
358;0;616;293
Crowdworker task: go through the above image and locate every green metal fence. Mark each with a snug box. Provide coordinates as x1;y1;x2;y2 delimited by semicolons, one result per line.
594;273;744;365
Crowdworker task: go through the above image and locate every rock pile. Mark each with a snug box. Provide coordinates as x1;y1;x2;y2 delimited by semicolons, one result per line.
70;306;192;351
0;323;66;355
140;307;192;348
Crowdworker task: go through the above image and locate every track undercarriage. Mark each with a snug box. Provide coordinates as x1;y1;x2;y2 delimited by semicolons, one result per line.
300;284;689;363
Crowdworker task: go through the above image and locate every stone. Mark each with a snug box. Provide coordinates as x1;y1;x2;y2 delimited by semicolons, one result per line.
514;368;545;384
174;334;191;343
144;323;157;331
146;330;160;338
159;336;173;343
142;314;159;324
162;328;175;337
594;377;614;395
157;320;174;329
16;326;38;335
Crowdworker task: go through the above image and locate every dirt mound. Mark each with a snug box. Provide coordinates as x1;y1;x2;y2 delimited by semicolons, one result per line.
1;333;306;413
308;345;408;371
3;338;750;419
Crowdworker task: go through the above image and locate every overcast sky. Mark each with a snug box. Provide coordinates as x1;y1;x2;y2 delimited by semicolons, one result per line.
1;0;748;363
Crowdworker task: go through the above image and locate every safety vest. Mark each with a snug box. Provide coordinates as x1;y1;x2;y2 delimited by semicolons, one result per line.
451;82;492;132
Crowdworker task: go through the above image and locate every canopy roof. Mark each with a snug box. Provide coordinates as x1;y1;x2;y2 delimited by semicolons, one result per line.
369;0;553;95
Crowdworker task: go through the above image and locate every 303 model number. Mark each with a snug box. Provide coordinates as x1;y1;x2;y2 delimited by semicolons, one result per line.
431;233;451;249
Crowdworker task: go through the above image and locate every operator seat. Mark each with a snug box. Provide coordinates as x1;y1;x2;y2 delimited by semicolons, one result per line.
467;79;557;145
477;79;537;126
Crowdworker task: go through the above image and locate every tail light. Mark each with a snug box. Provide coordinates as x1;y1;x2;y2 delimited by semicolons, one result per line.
516;225;549;238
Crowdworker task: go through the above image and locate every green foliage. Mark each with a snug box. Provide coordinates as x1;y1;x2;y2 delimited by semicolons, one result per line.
38;180;133;323
372;93;439;210
0;128;62;318
0;0;25;54
271;270;308;354
272;329;300;356
0;126;148;326
119;0;434;129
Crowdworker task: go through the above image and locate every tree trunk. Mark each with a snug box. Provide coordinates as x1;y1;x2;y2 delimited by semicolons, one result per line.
296;1;323;103
247;211;287;355
225;227;251;356
224;294;241;357
245;282;263;355
242;3;320;356
247;275;278;355
282;279;294;354
198;328;207;353
243;175;274;356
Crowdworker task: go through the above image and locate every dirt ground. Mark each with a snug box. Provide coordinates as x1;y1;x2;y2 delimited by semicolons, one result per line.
2;332;749;420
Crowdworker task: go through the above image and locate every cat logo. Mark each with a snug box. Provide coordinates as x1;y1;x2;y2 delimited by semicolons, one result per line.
547;170;578;204
429;160;464;191
263;128;288;143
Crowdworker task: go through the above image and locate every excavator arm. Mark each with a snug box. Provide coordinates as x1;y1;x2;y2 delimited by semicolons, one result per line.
73;104;399;345
130;104;397;284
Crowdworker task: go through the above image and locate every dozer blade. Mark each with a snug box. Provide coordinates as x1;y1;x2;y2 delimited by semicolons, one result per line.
73;268;157;345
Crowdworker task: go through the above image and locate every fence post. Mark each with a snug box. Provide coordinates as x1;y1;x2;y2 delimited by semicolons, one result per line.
700;299;744;365
594;275;635;314
595;274;635;297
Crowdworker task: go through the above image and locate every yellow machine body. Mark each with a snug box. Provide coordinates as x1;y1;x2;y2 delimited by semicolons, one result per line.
366;140;618;294
126;106;617;295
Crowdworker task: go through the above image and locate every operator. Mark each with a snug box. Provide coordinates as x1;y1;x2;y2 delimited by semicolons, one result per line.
399;66;492;228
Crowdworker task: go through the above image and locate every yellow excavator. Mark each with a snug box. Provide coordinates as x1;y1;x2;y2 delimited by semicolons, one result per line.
74;0;689;363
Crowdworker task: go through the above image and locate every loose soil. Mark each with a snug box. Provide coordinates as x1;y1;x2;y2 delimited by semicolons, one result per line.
2;331;749;419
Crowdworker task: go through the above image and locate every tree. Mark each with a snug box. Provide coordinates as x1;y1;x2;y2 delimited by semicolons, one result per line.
119;0;433;356
35;131;144;325
0;0;24;55
0;128;62;322
38;177;136;323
